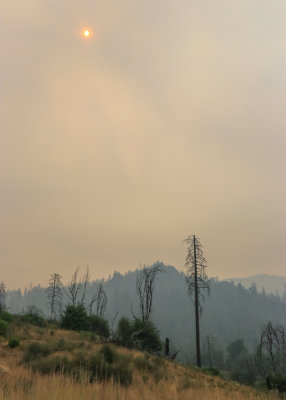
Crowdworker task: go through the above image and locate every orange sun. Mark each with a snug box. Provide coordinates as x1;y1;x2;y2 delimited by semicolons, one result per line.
82;29;92;39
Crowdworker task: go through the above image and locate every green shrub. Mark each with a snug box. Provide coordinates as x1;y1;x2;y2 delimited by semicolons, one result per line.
30;356;71;375
0;319;8;336
202;366;223;378
0;311;13;322
88;350;132;385
61;305;89;331
117;317;133;347
53;338;75;352
134;356;153;372
23;342;52;363
89;315;110;338
89;333;97;342
8;337;20;348
22;312;46;327
132;318;162;353
267;375;286;393
99;345;117;364
110;356;132;385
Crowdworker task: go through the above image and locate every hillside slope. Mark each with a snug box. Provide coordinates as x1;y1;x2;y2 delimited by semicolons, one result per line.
6;264;286;360
0;320;277;400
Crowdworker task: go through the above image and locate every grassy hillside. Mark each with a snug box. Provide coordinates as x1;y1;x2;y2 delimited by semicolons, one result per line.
0;318;279;400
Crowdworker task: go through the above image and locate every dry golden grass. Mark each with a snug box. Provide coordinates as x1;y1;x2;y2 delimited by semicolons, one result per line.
0;370;279;400
0;322;280;400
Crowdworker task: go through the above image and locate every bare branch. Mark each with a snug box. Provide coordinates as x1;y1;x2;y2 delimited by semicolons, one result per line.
136;264;161;322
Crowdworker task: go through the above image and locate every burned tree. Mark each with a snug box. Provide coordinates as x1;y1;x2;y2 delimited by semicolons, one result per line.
184;235;210;368
0;281;6;311
66;268;81;306
80;267;90;305
47;273;63;320
136;264;161;322
88;283;107;317
256;321;286;378
66;267;90;306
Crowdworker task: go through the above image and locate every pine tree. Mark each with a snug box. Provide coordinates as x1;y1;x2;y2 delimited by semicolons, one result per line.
184;235;210;367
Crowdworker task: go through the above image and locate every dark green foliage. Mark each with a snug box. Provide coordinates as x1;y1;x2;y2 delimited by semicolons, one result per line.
133;354;167;382
8;337;20;348
23;341;132;386
226;339;256;386
53;338;75;352
202;366;223;378
99;344;117;364
115;317;162;353
267;375;286;393
22;309;46;327
117;317;133;347
61;305;89;331
133;356;153;372
0;319;8;336
23;342;52;363
230;368;256;386
89;315;110;338
132;318;162;353
0;311;13;322
88;347;132;385
60;305;110;337
30;356;71;375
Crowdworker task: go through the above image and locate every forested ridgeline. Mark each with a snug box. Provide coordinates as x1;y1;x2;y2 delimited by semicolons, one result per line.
6;264;286;360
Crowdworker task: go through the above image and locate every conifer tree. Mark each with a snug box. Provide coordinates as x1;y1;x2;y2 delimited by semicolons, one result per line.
47;273;63;320
184;235;210;367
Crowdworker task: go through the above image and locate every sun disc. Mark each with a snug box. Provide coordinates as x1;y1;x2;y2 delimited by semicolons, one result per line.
82;28;92;39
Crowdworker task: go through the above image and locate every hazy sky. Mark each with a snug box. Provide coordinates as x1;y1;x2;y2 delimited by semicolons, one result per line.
1;0;286;289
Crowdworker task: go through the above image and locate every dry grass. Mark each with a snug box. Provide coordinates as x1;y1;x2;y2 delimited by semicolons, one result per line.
0;322;280;400
0;370;279;400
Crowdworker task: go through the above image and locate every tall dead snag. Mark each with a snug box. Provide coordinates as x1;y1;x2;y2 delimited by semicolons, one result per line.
47;273;63;320
184;235;210;368
89;283;107;317
0;281;6;311
136;264;161;322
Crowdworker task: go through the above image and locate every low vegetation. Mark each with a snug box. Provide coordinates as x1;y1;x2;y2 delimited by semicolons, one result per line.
0;315;280;400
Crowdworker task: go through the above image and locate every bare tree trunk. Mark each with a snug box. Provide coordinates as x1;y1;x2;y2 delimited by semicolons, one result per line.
193;235;201;367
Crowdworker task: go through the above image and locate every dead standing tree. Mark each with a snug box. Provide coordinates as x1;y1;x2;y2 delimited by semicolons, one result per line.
184;235;210;368
66;267;90;307
136;264;161;323
47;273;63;320
256;321;286;377
88;283;107;317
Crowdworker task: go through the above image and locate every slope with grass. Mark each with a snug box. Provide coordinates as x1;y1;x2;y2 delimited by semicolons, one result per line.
0;316;279;400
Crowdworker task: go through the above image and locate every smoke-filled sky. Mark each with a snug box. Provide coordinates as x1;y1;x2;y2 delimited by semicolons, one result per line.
1;1;286;289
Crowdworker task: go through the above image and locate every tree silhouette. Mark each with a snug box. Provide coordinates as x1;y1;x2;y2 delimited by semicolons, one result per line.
89;283;107;317
47;273;63;320
184;235;210;367
66;267;90;307
136;264;161;322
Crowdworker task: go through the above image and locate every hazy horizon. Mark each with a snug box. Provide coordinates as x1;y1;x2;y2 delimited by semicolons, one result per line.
1;1;286;290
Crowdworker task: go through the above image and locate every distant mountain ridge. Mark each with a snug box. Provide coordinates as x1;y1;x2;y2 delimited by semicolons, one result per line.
228;274;286;296
6;264;286;363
